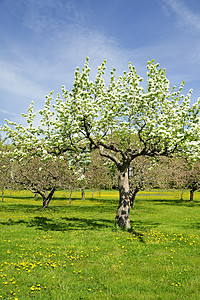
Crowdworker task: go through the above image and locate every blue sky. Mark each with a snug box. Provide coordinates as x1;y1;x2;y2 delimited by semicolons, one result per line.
0;0;200;126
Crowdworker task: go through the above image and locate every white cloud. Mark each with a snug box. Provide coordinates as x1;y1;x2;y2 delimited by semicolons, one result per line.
20;0;87;33
0;59;47;99
160;0;200;33
0;0;131;103
0;2;131;126
0;109;18;116
1;0;200;127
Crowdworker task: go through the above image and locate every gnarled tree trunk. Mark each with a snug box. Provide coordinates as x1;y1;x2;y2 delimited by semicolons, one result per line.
116;169;131;229
42;187;56;208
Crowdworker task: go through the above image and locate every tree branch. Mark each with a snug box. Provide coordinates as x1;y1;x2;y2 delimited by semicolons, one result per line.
98;146;122;170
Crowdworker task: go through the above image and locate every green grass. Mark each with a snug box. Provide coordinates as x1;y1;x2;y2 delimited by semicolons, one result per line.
0;189;200;299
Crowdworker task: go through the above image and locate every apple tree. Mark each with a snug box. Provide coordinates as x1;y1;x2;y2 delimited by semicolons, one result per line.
52;58;200;229
2;58;200;229
11;155;72;208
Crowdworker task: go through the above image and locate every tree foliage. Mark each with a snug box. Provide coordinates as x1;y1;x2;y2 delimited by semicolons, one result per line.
1;58;200;228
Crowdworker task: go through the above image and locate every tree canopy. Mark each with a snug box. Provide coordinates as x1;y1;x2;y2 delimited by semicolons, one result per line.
1;58;200;228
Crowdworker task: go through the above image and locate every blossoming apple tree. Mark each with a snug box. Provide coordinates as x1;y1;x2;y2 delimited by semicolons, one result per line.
2;58;200;229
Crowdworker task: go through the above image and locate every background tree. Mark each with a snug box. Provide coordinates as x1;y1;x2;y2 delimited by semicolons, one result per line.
128;157;163;207
0;144;17;201
166;158;200;202
86;150;114;196
152;156;200;202
12;156;72;208
185;162;200;202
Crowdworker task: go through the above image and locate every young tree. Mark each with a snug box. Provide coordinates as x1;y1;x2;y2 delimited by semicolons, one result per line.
2;58;200;228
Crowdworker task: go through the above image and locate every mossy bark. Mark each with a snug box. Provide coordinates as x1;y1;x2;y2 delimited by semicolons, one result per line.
116;170;131;229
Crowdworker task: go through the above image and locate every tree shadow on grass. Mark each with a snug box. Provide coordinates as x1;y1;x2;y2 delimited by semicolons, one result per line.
142;198;200;207
0;202;115;214
2;195;35;200
0;216;159;244
128;228;145;243
48;196;85;202
0;203;44;211
192;223;200;229
90;197;119;205
0;219;28;226
181;222;200;230
32;216;114;231
133;220;160;229
0;216;114;232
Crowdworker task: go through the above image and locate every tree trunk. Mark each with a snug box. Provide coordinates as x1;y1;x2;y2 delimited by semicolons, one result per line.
69;189;73;205
2;189;4;202
189;189;195;202
116;170;131;229
42;187;56;208
130;186;140;208
81;187;85;200
180;190;184;200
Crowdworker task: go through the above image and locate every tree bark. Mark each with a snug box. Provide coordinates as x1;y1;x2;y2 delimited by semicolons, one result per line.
130;186;140;208
81;187;85;200
116;169;131;229
42;187;56;208
189;189;196;202
180;190;184;200
69;189;73;205
2;189;4;202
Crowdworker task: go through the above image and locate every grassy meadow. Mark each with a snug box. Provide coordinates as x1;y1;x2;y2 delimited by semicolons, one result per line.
0;189;200;299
